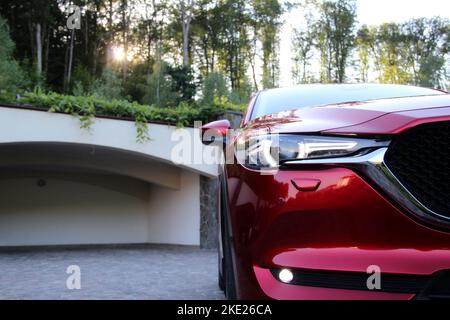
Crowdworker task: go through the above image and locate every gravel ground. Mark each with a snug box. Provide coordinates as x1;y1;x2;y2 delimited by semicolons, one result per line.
0;244;225;300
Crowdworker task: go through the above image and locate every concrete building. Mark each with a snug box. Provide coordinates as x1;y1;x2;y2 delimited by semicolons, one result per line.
0;105;219;248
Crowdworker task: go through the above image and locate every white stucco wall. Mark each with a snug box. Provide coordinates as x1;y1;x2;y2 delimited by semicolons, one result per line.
147;170;200;246
0;173;150;246
0;170;201;246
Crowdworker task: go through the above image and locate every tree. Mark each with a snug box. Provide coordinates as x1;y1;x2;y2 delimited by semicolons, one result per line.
292;28;315;84
143;54;178;107
105;0;118;65
0;15;28;95
376;23;412;84
190;0;222;75
251;0;283;89
291;0;317;84
218;0;251;91
168;65;197;104
355;19;449;87
404;17;450;87
3;0;448;108
201;71;229;104
355;25;373;82
135;0;164;74
316;0;357;83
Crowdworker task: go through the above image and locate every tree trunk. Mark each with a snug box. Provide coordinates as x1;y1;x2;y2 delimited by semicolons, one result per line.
106;0;113;65
66;29;75;92
84;12;89;57
63;45;69;92
122;0;129;80
203;38;209;74
250;30;259;90
156;48;161;105
92;5;100;75
28;19;35;66
44;27;50;76
182;23;190;67
36;23;42;76
181;0;193;67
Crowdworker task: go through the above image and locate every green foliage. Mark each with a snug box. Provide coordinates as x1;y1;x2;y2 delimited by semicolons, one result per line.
123;63;150;104
2;0;448;105
215;0;252;91
0;89;16;104
91;67;124;100
377;23;412;84
252;0;283;88
19;58;44;90
355;25;373;82
122;62;198;108
143;58;179;107
229;76;253;104
6;90;245;143
404;17;450;87
71;65;94;96
0;15;28;95
292;28;315;83
355;17;449;87
0;16;13;58
316;0;357;83
167;66;197;104
201;71;230;105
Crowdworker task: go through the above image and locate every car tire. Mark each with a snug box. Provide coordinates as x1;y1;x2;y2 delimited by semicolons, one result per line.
219;178;237;300
218;248;225;291
218;177;225;292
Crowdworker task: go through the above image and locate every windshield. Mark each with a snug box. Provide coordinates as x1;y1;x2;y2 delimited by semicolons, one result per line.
251;84;445;120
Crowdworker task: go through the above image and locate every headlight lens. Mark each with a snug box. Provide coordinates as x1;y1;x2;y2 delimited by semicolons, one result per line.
235;134;388;170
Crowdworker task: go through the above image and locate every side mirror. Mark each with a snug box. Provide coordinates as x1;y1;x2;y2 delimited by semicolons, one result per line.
201;119;231;145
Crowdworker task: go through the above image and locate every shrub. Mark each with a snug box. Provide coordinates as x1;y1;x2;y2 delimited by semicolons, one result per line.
71;65;94;96
91;67;124;100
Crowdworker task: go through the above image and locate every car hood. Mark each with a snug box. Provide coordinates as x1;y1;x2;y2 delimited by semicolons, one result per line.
245;94;450;135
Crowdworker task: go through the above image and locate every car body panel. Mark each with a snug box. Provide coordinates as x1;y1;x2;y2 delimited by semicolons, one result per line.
326;106;450;135
245;94;450;135
224;162;450;299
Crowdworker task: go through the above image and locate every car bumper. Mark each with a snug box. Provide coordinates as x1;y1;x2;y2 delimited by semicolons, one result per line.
225;165;450;299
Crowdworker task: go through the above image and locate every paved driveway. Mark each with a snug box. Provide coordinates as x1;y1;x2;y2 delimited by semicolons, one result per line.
0;245;225;300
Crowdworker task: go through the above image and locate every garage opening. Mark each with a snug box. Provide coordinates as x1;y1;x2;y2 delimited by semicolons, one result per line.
0;143;203;247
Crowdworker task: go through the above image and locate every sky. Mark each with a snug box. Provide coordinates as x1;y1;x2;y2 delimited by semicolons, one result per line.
279;0;450;86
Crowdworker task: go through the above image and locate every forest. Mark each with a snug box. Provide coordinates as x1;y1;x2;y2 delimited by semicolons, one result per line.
0;0;448;130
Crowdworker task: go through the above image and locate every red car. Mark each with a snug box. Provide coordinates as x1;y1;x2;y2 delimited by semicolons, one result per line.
202;84;450;300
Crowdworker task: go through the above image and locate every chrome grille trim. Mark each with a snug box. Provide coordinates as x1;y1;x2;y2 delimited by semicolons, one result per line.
284;148;450;229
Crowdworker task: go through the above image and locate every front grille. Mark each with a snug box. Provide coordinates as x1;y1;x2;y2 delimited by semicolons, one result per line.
385;121;450;218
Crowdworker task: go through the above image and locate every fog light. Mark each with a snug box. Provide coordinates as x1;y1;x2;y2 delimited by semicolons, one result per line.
278;269;294;283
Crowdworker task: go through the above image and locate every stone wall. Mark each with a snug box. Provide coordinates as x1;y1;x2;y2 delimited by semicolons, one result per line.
200;176;219;249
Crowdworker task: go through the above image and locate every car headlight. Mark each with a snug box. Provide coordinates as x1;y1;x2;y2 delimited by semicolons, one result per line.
235;134;389;170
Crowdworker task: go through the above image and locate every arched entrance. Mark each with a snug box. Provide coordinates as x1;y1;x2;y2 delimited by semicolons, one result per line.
0;142;201;246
